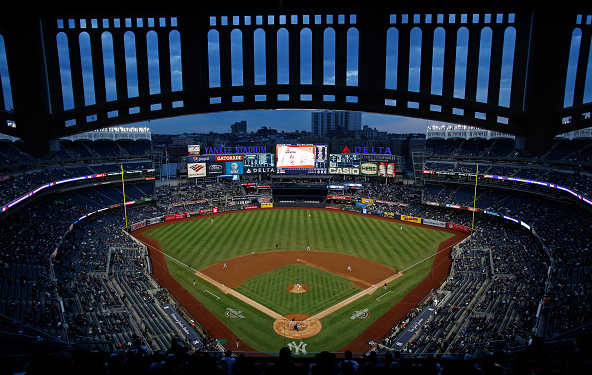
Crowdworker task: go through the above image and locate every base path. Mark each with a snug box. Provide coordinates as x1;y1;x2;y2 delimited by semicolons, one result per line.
308;272;403;321
200;250;395;289
193;270;284;320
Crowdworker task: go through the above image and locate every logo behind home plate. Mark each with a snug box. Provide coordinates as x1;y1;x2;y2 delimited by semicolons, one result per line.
225;308;245;318
350;308;370;320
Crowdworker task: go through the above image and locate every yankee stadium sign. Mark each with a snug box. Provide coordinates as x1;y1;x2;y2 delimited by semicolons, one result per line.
202;146;267;154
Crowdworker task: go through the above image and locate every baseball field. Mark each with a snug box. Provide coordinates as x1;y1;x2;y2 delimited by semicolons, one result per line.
135;208;465;354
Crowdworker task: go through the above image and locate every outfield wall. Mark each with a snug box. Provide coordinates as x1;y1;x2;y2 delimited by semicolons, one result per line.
128;204;471;235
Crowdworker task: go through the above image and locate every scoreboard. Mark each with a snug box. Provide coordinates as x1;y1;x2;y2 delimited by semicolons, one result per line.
243;153;276;174
244;153;274;167
328;154;361;175
276;144;328;174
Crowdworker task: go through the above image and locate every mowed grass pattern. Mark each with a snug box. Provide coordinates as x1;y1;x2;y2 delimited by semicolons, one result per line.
234;264;362;316
144;209;453;270
143;209;457;353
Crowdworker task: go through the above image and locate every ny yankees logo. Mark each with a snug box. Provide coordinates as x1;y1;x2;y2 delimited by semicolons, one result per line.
287;340;307;355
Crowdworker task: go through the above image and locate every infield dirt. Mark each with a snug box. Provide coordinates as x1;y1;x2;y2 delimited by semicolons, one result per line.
200;250;394;289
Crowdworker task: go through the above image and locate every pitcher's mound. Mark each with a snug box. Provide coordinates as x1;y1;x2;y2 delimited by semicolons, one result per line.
288;284;308;293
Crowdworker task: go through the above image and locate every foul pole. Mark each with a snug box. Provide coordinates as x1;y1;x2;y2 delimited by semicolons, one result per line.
121;165;128;230
471;164;479;232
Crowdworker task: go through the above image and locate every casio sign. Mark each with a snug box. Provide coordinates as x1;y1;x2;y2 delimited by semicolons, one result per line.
329;167;360;175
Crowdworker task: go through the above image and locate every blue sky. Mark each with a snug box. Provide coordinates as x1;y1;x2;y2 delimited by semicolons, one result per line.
0;17;589;135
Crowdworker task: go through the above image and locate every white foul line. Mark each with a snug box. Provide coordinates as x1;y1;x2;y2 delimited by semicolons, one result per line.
376;291;392;301
204;290;220;300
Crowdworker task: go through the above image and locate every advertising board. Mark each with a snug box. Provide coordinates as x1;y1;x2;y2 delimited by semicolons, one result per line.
186;208;216;217
243;153;276;174
148;216;164;225
188;155;216;163
225;161;244;175
360;162;378;176
447;222;470;233
130;220;147;231
400;215;421;223
188;145;200;155
327;195;351;201
162;304;203;348
215;155;244;162
360;154;398;162
165;213;186;221
207;162;225;175
188;163;207;178
422;218;446;228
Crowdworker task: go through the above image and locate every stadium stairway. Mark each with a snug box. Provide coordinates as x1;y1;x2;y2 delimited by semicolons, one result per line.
110;273;176;352
115;142;129;156
82;142;101;158
452;140;465;156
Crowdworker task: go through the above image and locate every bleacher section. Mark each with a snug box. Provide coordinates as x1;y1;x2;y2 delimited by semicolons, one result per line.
426;139;463;156
117;140;152;156
0;139;152;169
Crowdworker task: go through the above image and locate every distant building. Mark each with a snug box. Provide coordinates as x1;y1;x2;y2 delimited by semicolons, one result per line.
357;125;387;140
256;126;278;137
311;110;361;136
171;137;196;146
231;121;247;134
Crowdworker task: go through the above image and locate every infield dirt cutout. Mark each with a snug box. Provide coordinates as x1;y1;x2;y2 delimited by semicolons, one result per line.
195;250;403;338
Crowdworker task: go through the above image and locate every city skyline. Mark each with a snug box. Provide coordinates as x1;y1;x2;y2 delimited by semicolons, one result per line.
131;110;434;134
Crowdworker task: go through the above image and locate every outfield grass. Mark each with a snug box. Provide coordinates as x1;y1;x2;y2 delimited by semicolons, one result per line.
144;209;450;269
234;264;362;316
143;209;454;354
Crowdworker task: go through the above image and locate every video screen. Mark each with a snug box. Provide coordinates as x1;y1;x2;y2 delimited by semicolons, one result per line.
276;144;327;174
